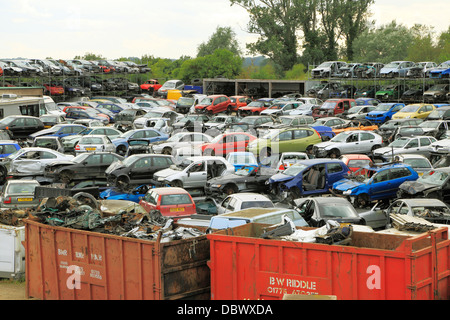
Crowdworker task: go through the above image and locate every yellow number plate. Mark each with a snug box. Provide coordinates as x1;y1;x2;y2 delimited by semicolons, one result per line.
170;207;185;212
18;198;33;202
86;147;96;151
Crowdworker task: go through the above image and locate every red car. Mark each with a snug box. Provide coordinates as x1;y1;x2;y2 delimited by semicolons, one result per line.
43;82;64;96
140;79;162;93
229;96;252;112
200;132;257;156
339;154;372;176
139;187;196;220
194;95;231;115
238;99;273;116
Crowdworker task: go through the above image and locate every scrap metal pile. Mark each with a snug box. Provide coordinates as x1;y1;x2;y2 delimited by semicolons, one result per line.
9;192;206;242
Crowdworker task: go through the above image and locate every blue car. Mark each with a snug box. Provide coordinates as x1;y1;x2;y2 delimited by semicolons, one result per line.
379;61;415;78
29;124;86;140
332;163;419;208
100;184;153;203
226;152;258;171
112;128;169;156
0;141;21;158
268;159;350;198
429;61;450;79
365;103;405;124
355;98;380;106
96;103;128;115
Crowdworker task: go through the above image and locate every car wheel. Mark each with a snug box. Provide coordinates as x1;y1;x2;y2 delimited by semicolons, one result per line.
223;184;238;195
329;149;341;158
355;194;370;209
59;170;73;183
171;180;183;188
116;145;127;156
162;147;172;155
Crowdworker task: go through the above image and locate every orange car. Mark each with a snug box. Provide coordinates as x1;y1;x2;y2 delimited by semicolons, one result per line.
229;96;252;112
339;154;373;176
333;120;378;134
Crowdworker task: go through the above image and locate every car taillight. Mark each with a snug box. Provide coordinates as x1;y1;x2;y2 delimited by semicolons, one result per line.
279;164;285;171
75;145;80;150
3;197;11;204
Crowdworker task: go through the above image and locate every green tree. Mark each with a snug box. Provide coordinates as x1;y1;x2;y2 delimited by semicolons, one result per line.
73;52;105;60
352;21;414;63
230;0;301;72
437;26;450;62
406;24;440;62
197;26;242;57
284;63;308;80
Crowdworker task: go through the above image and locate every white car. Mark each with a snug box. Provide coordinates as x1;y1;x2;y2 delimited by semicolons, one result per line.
217;193;274;215
260;101;302;116
374;136;437;161
2;147;74;175
151;132;213;155
276;152;309;170
75;135;116;154
153;156;235;189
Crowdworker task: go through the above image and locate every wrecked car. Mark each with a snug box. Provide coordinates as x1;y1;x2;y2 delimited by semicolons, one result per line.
205;165;277;197
311;61;346;79
294;197;364;227
0;179;40;210
397;168;450;204
332;163;419;208
268;159;350;199
216;193;274;215
423;84;449;103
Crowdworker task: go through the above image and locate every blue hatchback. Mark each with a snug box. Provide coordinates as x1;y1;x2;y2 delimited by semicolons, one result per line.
365;103;405;124
112;128;169;156
332;163;418;208
268;159;350;198
0;141;21;158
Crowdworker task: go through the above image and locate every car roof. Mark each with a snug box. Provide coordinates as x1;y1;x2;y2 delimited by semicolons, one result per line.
394;198;447;207
151;187;190;195
225;193;271;201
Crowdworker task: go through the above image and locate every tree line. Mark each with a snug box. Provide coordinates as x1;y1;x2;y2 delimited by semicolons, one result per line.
75;0;450;83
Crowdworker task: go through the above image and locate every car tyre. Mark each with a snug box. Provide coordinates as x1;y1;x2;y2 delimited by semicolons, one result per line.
355;194;370;209
171;180;183;188
162;147;172;155
223;184;238;195
116;145;127;156
329;149;341;158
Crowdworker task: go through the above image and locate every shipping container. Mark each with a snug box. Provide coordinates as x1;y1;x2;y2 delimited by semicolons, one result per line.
207;223;450;300
0;224;25;279
23;219;210;300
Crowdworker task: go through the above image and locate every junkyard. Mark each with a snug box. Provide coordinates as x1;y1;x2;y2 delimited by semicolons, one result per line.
0;1;450;305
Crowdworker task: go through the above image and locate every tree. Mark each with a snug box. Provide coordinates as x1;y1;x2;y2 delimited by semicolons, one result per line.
197;26;242;57
406;24;440;62
337;0;374;61
437;26;450;62
352;21;415;63
230;0;301;72
73;52;105;60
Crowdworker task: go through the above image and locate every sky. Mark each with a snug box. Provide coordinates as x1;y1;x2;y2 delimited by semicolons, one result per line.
0;0;449;60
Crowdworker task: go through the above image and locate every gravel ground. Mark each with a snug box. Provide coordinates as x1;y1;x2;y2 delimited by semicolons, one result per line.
0;280;29;300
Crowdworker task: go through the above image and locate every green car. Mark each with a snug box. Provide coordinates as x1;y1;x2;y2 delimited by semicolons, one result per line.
247;127;322;160
375;84;408;101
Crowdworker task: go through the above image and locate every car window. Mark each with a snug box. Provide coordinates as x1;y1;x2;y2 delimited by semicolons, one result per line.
228;198;237;211
160;194;192;205
419;138;431;147
373;170;390;183
134;157;151;168
152;157;170;166
391;167;411;179
144;190;158;205
293;130;308;139
221;197;231;208
406;139;419;148
102;154;117;164
85;154;102;165
327;163;343;174
40;151;57;159
278;131;292;141
360;132;375;141
188;161;205;173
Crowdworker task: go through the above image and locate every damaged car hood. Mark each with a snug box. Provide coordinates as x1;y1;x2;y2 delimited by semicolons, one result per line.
398;180;439;194
333;179;364;191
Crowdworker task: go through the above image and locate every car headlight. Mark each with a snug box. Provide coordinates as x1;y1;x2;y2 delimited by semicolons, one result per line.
211;184;221;188
343;190;353;195
157;177;164;182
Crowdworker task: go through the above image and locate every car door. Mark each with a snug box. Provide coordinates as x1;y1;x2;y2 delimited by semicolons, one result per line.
340;132;360;154
218;196;232;215
369;169;391;200
359;132;377;153
144;129;162;143
129;156;153;183
419;137;435;156
80;153;102;176
183;160;207;188
277;130;293;154
403;138;420;155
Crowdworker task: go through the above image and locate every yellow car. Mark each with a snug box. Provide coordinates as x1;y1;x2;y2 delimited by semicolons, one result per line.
391;103;435;120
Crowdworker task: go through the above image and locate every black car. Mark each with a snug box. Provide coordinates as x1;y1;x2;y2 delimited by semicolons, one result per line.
172;114;211;132
105;154;174;188
44;152;124;183
401;85;430;103
205;166;278;198
0;115;45;140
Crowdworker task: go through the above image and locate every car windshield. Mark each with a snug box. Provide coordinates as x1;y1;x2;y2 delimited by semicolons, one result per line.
428;85;447;91
228;154;257;165
384;62;400;68
122;155;140;167
283;163;308;176
166;133;184;142
80;137;103;144
348;106;363;113
331;132;352;143
317;62;333;68
210;134;225;144
176;97;194;107
403;158;431;168
200;98;213;105
241;201;274;209
0;117;16;125
389;137;410;148
72;153;90;163
417;170;449;186
420;121;440;129
319;204;357;218
321;102;337;109
399;105;420;113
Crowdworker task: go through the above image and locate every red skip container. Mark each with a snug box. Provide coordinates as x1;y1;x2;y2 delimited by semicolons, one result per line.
207;223;450;300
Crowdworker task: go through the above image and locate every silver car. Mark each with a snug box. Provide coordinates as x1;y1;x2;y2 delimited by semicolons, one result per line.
151;132;213;155
393;154;433;176
313;130;383;158
75;135;116;154
0;180;40;209
373;136;437;161
153;156;235;189
217;193;274;215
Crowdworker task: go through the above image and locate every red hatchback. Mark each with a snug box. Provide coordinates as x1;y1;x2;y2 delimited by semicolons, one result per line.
339;154;372;176
200;132;257;156
194;95;231;115
139;187;196;220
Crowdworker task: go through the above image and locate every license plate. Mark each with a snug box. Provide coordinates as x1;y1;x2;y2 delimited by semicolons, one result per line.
18;198;33;202
170;207;185;212
86;147;96;151
418;172;423;176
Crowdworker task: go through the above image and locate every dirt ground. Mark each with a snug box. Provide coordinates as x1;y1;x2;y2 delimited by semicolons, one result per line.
0;280;29;300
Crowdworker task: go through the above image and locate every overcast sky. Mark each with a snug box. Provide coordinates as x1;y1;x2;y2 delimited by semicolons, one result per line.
0;0;448;60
